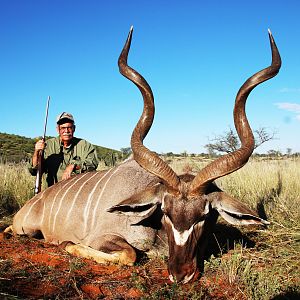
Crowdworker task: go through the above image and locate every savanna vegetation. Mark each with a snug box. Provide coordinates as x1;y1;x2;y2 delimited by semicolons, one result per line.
0;154;299;299
0;132;122;167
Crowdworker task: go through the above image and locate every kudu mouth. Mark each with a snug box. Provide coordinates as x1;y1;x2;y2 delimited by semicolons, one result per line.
169;270;197;284
168;258;199;283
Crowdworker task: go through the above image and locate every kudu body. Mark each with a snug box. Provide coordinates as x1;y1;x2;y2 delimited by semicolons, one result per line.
7;28;281;283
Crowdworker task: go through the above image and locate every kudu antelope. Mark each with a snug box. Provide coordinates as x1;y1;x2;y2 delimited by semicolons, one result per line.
6;27;281;283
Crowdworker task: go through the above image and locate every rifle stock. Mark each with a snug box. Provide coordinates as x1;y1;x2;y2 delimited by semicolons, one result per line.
34;96;50;195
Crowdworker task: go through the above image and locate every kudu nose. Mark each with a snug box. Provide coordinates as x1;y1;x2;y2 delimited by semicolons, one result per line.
169;263;197;284
169;270;196;284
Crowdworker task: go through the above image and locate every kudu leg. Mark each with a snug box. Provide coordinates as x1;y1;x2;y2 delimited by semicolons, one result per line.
64;234;137;266
3;225;14;238
3;225;39;238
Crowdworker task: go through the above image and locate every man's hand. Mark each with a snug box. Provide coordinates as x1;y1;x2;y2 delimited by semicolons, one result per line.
35;139;45;152
32;139;46;168
62;164;75;180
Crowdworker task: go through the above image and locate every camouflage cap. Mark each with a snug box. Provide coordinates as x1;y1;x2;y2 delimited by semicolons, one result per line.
56;112;75;124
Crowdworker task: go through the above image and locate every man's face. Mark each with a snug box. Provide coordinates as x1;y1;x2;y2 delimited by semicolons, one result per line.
57;122;75;145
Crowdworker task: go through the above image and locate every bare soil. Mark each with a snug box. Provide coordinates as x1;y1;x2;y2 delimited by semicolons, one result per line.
0;229;247;300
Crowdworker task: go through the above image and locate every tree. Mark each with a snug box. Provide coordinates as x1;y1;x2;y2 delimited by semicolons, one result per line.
205;127;276;155
286;148;292;156
267;149;282;157
181;150;188;157
120;147;132;159
254;127;276;148
166;152;174;157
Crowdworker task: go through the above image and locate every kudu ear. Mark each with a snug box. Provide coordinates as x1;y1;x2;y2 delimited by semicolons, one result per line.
210;192;269;226
107;183;165;218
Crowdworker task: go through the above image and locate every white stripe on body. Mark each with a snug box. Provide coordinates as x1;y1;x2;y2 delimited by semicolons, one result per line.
22;189;47;228
40;199;46;226
52;174;90;233
87;165;123;239
48;180;76;230
65;172;99;224
83;166;122;235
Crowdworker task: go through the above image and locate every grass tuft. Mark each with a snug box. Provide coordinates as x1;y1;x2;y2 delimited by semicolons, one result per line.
0;163;34;219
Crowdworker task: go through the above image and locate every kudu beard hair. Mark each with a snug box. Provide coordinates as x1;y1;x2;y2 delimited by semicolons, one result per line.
7;27;281;284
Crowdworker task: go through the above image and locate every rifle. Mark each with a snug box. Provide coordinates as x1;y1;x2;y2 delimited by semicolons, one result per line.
34;96;50;195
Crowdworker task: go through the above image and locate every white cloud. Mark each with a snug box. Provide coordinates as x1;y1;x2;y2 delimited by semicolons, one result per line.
279;88;300;93
275;102;300;112
275;102;300;121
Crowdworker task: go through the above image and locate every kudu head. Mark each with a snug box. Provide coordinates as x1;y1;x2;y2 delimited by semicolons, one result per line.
111;27;281;283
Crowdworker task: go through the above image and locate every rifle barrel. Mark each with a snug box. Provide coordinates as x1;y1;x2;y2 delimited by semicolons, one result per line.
34;96;50;194
42;96;50;140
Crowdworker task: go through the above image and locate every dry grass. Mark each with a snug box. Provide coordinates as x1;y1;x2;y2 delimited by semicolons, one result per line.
216;158;300;227
0;162;34;221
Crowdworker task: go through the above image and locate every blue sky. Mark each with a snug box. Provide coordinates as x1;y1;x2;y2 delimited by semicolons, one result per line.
1;0;300;154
